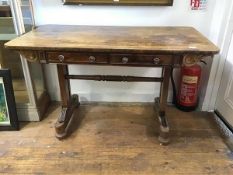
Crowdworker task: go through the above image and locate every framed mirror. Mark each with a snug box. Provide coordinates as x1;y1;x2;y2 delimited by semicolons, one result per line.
63;0;173;6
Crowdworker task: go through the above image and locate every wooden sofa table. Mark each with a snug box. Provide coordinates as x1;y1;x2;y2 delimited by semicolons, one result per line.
5;25;219;144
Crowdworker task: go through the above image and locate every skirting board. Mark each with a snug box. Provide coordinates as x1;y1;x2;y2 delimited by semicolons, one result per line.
214;110;233;152
72;91;172;103
215;110;233;133
17;107;40;122
16;93;50;121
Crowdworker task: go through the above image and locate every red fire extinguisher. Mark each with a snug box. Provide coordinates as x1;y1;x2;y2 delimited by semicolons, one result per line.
176;64;202;111
171;55;206;112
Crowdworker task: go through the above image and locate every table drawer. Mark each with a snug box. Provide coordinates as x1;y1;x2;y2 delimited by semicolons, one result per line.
46;52;108;64
110;54;173;66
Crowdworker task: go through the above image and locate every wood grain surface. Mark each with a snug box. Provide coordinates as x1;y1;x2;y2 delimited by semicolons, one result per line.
5;25;219;54
0;104;232;174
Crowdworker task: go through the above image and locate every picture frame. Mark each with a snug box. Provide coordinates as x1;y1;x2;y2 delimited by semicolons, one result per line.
0;69;19;131
63;0;173;6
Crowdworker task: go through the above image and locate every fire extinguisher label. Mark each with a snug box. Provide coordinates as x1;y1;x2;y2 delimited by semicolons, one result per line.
182;75;198;84
180;76;198;106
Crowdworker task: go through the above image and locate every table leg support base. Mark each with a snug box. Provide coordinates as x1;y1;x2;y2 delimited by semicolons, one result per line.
154;97;170;145
55;94;80;139
158;117;170;145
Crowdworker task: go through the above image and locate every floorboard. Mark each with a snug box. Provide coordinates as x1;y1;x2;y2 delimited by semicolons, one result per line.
0;104;232;175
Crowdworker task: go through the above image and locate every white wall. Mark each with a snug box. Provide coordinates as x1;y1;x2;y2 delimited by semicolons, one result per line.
33;0;218;103
203;0;233;111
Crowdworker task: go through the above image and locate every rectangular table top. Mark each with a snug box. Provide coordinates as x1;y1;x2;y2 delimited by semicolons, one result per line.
5;25;219;54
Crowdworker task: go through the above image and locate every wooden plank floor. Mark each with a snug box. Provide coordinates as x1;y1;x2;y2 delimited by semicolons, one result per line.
0;104;233;175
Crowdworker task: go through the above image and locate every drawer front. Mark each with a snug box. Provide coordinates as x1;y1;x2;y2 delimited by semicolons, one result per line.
110;54;173;66
46;52;108;64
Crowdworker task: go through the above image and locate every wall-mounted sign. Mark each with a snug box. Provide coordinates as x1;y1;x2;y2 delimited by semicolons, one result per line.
191;0;207;10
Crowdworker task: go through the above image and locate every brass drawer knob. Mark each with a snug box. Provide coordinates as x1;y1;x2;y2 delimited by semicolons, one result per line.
153;57;160;64
89;56;96;62
58;55;65;62
122;57;129;64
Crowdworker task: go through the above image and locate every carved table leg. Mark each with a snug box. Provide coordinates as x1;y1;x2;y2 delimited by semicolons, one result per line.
55;65;80;139
154;66;171;145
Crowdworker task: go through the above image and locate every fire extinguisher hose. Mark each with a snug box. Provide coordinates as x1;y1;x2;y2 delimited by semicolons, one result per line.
171;67;177;105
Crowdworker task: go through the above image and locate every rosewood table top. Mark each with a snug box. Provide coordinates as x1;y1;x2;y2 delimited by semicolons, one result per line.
5;25;219;54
